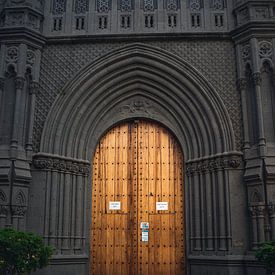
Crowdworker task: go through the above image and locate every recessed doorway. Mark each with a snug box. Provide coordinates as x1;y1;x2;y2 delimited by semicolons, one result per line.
91;120;185;274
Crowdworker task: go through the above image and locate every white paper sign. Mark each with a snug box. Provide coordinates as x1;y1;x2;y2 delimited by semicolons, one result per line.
141;231;149;242
109;201;121;210
156;202;168;211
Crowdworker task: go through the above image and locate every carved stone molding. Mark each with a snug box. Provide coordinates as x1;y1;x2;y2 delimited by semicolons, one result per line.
11;205;27;217
4;0;44;12
15;77;25;90
248;204;266;217
33;153;90;176
186;153;242;176
237;78;247;91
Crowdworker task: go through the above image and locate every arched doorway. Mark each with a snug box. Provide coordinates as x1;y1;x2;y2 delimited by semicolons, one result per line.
90;120;185;274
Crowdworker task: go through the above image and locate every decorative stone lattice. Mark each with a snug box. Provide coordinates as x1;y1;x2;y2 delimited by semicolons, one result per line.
167;0;178;11
212;0;224;10
34;41;242;152
52;0;66;15
259;41;272;58
143;0;154;12
75;0;88;14
120;0;132;12
190;0;201;11
97;0;110;13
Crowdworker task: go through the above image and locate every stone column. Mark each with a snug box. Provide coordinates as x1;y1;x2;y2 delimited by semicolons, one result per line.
237;78;250;152
250;38;266;156
257;204;266;243
248;205;258;249
26;81;39;161
252;72;266;154
10;76;25;157
0;78;4;114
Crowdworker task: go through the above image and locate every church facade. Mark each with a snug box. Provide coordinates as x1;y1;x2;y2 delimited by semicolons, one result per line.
0;0;275;274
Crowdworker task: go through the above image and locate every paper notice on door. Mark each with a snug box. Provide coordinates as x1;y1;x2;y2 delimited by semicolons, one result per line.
109;201;121;210
140;222;149;229
141;230;149;242
156;202;168;211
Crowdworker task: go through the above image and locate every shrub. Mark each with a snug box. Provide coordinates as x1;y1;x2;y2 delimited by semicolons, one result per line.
255;240;275;269
0;228;53;275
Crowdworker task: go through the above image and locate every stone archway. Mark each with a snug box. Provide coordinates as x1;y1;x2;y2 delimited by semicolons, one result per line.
33;43;241;274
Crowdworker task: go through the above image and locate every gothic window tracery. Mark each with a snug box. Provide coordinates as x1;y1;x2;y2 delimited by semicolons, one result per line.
212;0;224;10
143;0;155;12
120;0;132;12
190;0;201;11
97;0;110;13
74;0;88;14
52;0;66;15
167;0;178;11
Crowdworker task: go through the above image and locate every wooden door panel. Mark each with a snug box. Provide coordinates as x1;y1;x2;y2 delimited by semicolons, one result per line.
91;121;185;275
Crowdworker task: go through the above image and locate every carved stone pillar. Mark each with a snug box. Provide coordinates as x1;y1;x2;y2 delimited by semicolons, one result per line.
10;76;25;157
248;205;258;249
237;78;250;152
0;78;4;113
26;81;39;160
252;72;266;156
256;204;266;243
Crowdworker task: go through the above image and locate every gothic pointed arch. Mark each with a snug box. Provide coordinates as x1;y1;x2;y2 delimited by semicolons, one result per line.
40;43;236;162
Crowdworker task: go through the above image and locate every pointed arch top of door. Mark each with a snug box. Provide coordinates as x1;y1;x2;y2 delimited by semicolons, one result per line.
40;43;236;161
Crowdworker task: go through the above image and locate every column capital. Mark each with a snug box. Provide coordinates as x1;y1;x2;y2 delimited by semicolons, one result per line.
252;72;262;86
15;77;25;90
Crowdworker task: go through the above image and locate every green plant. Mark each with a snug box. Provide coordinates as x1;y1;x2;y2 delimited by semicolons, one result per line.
255;240;275;269
0;228;53;275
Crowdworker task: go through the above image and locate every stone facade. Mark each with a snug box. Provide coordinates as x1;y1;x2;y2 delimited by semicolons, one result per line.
0;0;275;274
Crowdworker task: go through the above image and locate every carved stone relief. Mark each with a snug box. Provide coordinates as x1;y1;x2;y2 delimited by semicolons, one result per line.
167;0;178;11
118;100;157;116
33;154;90;176
212;0;224;10
97;0;110;13
74;0;88;14
241;43;251;61
190;0;201;11
120;0;132;12
143;0;155;12
186;153;241;176
53;0;66;15
258;41;272;59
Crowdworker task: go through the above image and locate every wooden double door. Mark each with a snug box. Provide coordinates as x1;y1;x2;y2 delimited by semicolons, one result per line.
91;120;185;274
